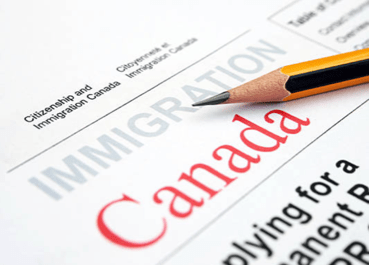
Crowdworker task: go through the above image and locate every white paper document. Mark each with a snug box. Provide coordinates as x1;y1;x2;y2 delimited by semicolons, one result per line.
1;0;369;264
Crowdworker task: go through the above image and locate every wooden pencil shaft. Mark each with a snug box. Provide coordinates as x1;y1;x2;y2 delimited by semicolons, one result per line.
226;69;290;104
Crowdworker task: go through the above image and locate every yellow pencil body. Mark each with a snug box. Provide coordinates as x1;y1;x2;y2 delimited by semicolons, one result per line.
281;48;369;101
192;48;369;107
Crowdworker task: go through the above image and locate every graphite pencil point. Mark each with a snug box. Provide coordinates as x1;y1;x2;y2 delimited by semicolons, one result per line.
192;91;230;107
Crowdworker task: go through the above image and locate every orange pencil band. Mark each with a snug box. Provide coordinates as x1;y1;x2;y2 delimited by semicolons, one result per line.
192;48;369;106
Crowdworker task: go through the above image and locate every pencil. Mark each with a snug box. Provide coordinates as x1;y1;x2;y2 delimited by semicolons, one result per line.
192;48;369;106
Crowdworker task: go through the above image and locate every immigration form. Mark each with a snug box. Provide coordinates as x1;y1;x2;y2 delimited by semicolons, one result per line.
1;0;369;264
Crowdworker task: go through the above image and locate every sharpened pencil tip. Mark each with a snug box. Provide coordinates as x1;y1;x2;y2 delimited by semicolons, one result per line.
192;91;230;107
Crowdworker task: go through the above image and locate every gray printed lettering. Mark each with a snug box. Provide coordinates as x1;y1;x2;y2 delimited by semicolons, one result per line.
228;54;263;74
128;113;169;137
42;155;98;191
181;85;218;102
151;97;197;122
111;128;143;147
29;177;62;200
247;40;286;62
79;134;132;169
195;70;231;90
